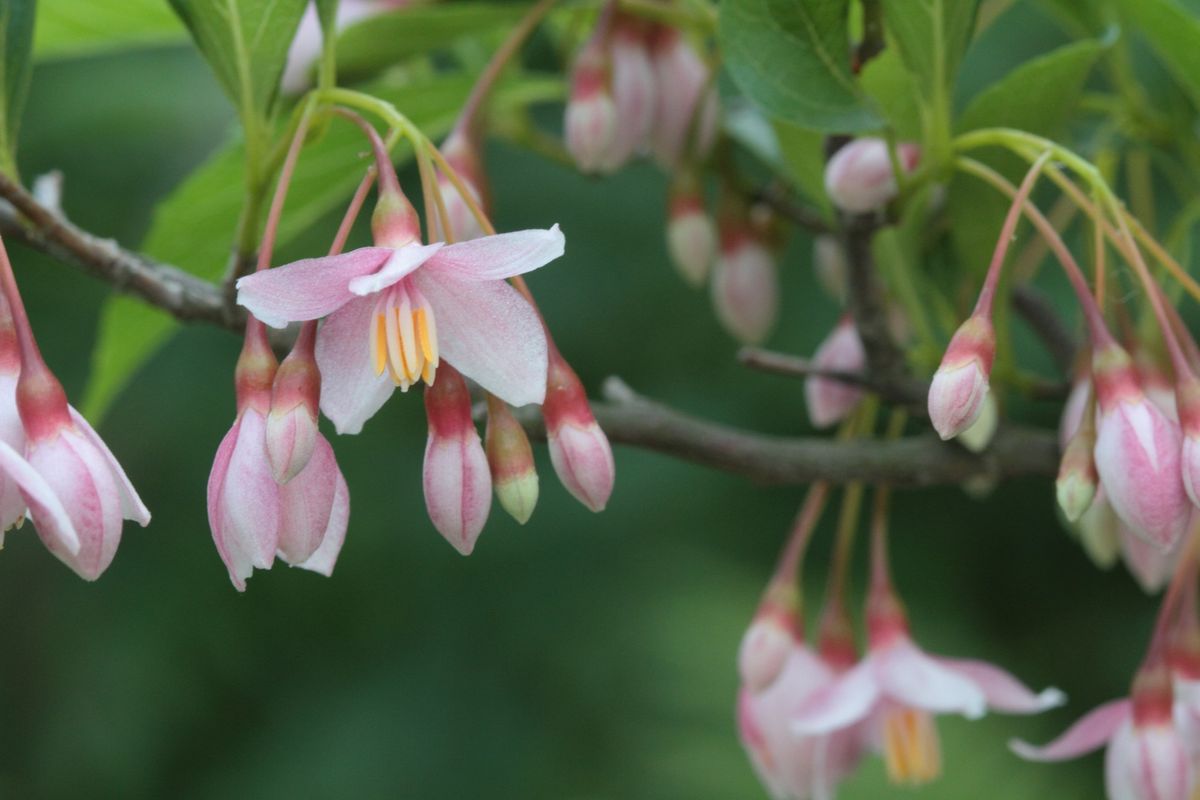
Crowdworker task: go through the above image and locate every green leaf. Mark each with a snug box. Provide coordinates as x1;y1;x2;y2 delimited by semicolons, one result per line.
718;0;881;132
859;48;922;139
34;0;185;60
83;73;489;418
956;37;1107;134
335;2;529;83
168;0;308;127
1116;0;1200;107
314;0;338;31
771;121;830;212
0;0;35;174
880;0;979;95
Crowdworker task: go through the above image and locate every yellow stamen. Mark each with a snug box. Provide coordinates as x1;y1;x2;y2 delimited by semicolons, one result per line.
384;303;408;388
882;707;941;785
372;313;388;376
398;294;421;384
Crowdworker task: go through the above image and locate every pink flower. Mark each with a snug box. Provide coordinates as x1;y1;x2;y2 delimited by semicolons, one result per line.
711;220;778;345
0;310;25;536
236;201;564;435
1092;343;1190;550
543;346;615;512
824;138;920;214
565;35;619;173
927;314;995;440
649;26;716;166
1120;522;1179;593
805;316;864;429
422;364;491;554
282;0;407;93
608;16;656;164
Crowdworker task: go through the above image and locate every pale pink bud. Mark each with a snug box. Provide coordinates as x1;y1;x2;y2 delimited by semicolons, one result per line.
928;314;995;440
436;130;488;242
666;175;715;287
958;391;999;453
543;349;615;512
1093;343;1191;550
608;16;656;165
276;435;348;569
738;583;800;692
1059;374;1091;449
804;316;864;429
423;365;491;554
825;138;920;214
649;26;714;166
1070;488;1121;569
813;234;847;301
485;394;538;525
711;222;778;345
265;327;321;484
1121;522;1178;593
565;37;619;174
281;0;404;93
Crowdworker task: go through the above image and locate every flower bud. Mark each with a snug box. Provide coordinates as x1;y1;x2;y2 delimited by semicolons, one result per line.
565;37;619;174
1059;373;1091;449
928;314;995;440
0;306;25;533
813;235;847;301
436;129;488;242
804;316;864;429
1173;372;1200;510
423;364;492;554
711;215;778;344
265;327;321;484
485;394;538;525
1056;420;1098;523
1121;522;1178;593
738;583;800;692
542;348;615;512
648;26;715;166
957;391;999;453
1069;489;1121;569
824;138;920;214
666;173;716;287
608;15;656;165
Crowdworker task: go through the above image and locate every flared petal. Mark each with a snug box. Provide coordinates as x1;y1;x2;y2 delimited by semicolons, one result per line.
276;435;339;565
414;271;548;407
423;226;564;282
346;242;444;296
314;296;394;434
236;247;393;327
1105;721;1194;800
939;658;1065;713
791;659;881;736
208;411;280;590
68;407;150;526
876;640;987;718
1011;698;1131;761
296;467;349;577
0;440;78;552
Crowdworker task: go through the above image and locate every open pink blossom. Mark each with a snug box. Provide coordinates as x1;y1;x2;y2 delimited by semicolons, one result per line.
237;223;565;435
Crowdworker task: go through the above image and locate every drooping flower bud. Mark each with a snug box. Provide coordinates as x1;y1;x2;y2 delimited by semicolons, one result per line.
824;138;920;214
804;315;864;429
648;25;716;166
813;234;847;301
666;172;716;287
1057;388;1098;522
484;393;538;525
711;209;778;344
928;314;995;440
542;346;615;512
1120;522;1178;593
608;14;656;165
1172;371;1200;511
435;129;488;243
0;298;25;535
1069;488;1121;569
738;582;800;692
265;325;321;484
423;364;492;555
1092;341;1191;550
957;391;999;453
565;34;619;174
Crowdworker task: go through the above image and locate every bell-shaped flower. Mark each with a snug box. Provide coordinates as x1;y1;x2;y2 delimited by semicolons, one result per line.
236;186;565;436
565;32;620;173
1013;666;1194;800
824;138;920;214
804;316;864;429
738;582;801;693
484;394;539;525
666;173;716;287
648;25;716;166
543;345;615;512
1092;342;1190;550
928;313;995;440
265;327;322;484
423;364;492;554
712;217;778;345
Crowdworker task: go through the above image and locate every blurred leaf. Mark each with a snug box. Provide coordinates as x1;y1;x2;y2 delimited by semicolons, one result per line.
772;121;830;212
84;72;488;418
167;0;308;126
335;3;529;83
315;0;338;31
1116;0;1200;107
956;37;1106;133
718;0;882;133
881;0;979;97
0;0;35;174
860;48;922;139
1035;0;1110;36
34;0;185;59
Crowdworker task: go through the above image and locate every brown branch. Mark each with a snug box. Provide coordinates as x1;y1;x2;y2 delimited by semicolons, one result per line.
737;346;928;413
750;184;831;234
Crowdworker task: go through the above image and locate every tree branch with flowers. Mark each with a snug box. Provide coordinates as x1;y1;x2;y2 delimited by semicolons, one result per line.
4;0;1200;796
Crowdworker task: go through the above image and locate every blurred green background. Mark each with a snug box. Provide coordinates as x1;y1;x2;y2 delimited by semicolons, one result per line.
0;2;1174;798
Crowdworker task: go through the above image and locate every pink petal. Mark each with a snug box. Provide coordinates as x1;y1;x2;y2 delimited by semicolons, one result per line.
0;439;78;553
876;639;987;718
208;411;280;590
276;435;339;565
547;419;615;512
939;658;1065;713
296;467;349;577
1105;721;1194;800
346;242;443;296
422;226;565;282
68;407;150;526
790;659;881;736
414;271;548;407
1011;698;1131;761
236;247;393;328
314;296;394;435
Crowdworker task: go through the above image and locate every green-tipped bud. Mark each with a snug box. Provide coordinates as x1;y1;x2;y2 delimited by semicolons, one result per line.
1056;389;1098;523
956;391;998;453
485;394;539;524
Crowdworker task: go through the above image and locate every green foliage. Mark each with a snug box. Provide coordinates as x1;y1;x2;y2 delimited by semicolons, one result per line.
880;0;979;97
33;0;184;59
0;0;34;175
1116;0;1200;108
719;0;881;132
